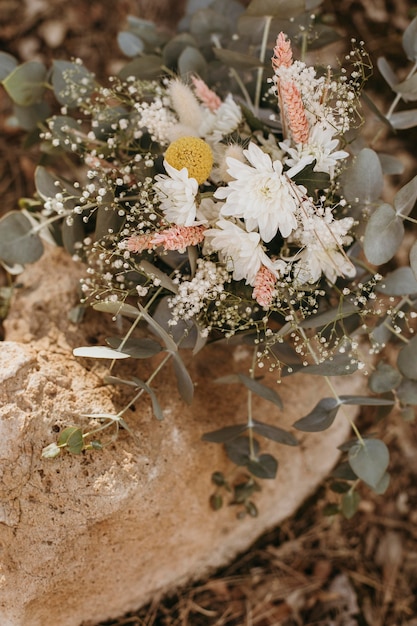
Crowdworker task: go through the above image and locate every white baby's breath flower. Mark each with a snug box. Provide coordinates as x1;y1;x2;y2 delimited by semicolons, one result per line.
204;219;276;286
215;142;302;242
153;161;199;226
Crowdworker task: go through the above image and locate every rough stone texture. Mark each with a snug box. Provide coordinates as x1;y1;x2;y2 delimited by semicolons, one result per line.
0;246;364;626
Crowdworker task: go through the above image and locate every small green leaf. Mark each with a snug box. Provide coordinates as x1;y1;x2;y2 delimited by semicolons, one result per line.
138;303;178;352
163;33;199;67
402;15;417;61
389;109;417;129
210;493;223;510
292;161;330;197
393;73;417;101
348;439;390;489
341;490;360;519
363;203;404;265
2;61;47;105
331;461;358;481
237;374;283;408
293;398;340;432
139;260;178;294
211;471;226;486
118;55;163;80
213;48;264;70
329;481;351;494
252;420;298;446
13;101;50;131
58;426;84;454
397;335;417;380
371;471;390;495
376;57;398;89
202;424;247;443
294;352;359;377
247;453;278;479
397;378;417;405
130;377;164;421
0;211;43;266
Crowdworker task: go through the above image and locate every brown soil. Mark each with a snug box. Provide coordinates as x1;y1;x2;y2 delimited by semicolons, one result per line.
1;1;417;624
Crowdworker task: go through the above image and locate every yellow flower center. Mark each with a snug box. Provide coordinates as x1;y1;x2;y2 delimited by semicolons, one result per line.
165;136;213;184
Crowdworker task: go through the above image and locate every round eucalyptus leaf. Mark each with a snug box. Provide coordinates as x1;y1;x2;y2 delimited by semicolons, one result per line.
0;51;18;81
247;453;278;479
0;211;43;266
178;46;207;80
390;109;417;130
343;148;383;205
368;362;402;394
51;60;95;107
213;48;263;71
394;173;417;217
13;101;51;131
163;33;198;67
58;426;84;454
118;55;163;81
376;267;417;296
348;438;390;489
393;73;417;102
293;397;340;432
341;490;360;519
363;203;404;265
117;32;145;57
397;378;417;405
397;335;417;380
2;61;47;106
402;14;417;62
225;436;259;466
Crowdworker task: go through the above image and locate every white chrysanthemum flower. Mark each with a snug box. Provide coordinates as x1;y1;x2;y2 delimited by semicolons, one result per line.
280;122;349;176
214;142;301;242
153;161;199;226
200;95;243;141
204;219;276;286
293;210;355;284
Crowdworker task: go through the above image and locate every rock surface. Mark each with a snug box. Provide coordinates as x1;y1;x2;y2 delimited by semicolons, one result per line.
0;247;364;626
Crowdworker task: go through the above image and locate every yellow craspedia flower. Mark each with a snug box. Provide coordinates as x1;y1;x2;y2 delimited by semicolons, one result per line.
164;136;213;184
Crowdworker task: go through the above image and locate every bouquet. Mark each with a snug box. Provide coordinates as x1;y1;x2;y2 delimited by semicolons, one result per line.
1;1;417;517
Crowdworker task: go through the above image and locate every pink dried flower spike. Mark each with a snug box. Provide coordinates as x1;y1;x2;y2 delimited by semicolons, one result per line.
150;225;206;253
253;265;277;308
191;76;222;112
272;32;293;70
279;81;310;145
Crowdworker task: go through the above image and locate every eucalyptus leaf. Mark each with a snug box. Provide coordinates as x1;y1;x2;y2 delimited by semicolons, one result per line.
117;32;145;57
213;48;264;70
331;461;357;481
178;46;207;79
172;352;194;404
106;336;162;358
300;301;358;328
13;101;50;131
0;211;44;266
293;352;358;377
292;162;330;197
95;204;126;241
368;362;402;394
138;303;178;352
51;60;95;107
225;436;259;466
202;423;247;443
397;378;417;405
2;61;47;105
293;397;340;432
410;240;417;280
73;346;131;359
190;8;229;40
244;0;305;18
163;34;199;68
402;15;417;62
0;51;18;81
139;260;178;294
397;335;417;380
376;267;417;296
376;56;398;89
371;471;390;495
252;420;298;446
339;395;395;407
237;374;283;408
363;203;404;265
348;438;390;489
394;174;417;216
129;377;164;420
378;153;405;175
118;55;163;80
341;490;360;519
247;454;278;479
126;15;168;48
393;73;417;102
389;109;417;129
343;148;383;205
93;300;140;319
58;426;84;454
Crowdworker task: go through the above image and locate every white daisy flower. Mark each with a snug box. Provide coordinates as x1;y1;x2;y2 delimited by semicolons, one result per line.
200;95;243;142
280;122;349;177
293;210;355;284
204;219;276;286
214;142;301;243
153;161;199;226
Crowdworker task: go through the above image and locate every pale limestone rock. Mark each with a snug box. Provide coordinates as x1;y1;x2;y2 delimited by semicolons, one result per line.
0;246;363;626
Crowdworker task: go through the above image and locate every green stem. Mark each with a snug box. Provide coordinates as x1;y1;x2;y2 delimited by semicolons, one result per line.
254;15;273;113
